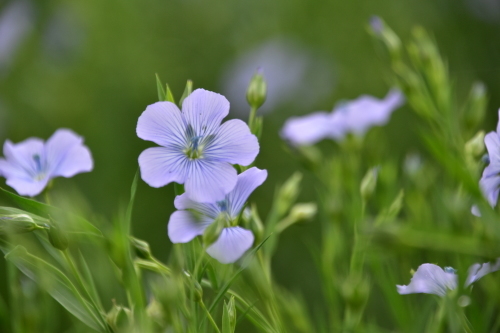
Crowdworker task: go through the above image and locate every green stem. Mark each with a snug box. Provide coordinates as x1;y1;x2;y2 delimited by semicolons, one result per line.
248;106;257;130
7;262;23;333
200;300;221;333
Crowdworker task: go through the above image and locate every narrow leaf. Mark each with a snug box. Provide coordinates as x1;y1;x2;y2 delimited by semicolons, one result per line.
156;74;166;101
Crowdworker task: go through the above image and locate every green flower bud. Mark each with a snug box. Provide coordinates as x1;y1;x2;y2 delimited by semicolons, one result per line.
360;167;379;201
276;172;302;217
465;131;485;158
223;296;236;332
0;214;48;235
463;82;487;131
368;16;402;60
275;203;317;233
246;70;267;109
130;236;153;260
247;205;264;245
47;219;69;251
179;80;193;107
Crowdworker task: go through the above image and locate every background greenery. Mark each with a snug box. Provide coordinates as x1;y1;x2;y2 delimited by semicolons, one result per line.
1;0;500;331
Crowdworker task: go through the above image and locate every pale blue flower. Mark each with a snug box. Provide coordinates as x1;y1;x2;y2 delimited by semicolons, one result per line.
0;129;93;197
281;88;404;146
474;109;500;215
168;167;267;264
137;89;259;203
397;260;500;297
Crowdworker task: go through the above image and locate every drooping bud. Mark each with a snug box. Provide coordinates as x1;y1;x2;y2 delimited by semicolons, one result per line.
360;167;379;201
130;236;153;260
246;70;267;110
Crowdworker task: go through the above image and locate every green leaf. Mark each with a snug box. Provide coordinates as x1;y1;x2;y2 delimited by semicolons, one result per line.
3;245;107;332
0;188;103;237
179;80;193;107
156;74;166;101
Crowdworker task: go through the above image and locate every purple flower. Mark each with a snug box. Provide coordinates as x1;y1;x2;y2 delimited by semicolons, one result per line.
475;109;500;214
137;89;259;203
281;88;404;146
0;129;93;197
168;167;267;264
397;259;500;297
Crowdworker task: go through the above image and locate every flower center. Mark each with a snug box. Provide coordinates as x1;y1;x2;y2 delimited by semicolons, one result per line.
32;154;46;181
184;135;204;159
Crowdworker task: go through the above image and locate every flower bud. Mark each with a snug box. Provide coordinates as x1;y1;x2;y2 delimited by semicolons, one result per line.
246;205;264;244
276;172;302;217
130;236;153;260
360;167;379;201
275;203;317;234
246;70;267;109
368;16;402;60
0;214;48;235
202;214;225;246
222;296;236;332
47;218;68;251
179;80;193;107
465;131;485;158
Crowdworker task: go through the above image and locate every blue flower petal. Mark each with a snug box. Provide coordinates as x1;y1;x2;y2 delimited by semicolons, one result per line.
184;159;237;203
208;119;259;166
138;147;188;187
6;178;50;197
174;193;220;219
182;89;230;136
2;138;44;178
397;263;457;297
206;227;254;264
46;129;93;178
168;210;212;243
137;101;186;148
281;112;340;146
227;167;267;218
466;258;500;287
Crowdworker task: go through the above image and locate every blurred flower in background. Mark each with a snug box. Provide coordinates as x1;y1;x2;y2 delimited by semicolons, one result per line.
220;38;336;116
0;0;34;77
465;0;500;23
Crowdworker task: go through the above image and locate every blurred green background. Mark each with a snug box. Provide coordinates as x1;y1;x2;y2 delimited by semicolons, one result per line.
1;0;500;325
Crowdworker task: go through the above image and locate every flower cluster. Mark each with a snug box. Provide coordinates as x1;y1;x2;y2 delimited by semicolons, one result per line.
0;129;93;196
137;89;263;263
280;88;404;146
397;259;500;296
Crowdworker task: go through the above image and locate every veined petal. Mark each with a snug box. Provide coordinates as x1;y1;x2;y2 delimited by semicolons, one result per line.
479;173;500;208
137;101;186;148
206;119;259;166
227;167;267;218
174;193;220;219
184;160;237;203
206;227;254;264
168;210;211;243
6;177;49;197
182;89;230;136
484;132;500;174
46;129;93;178
281;112;338;146
465;258;500;287
138;147;188;187
397;263;457;297
3;138;44;178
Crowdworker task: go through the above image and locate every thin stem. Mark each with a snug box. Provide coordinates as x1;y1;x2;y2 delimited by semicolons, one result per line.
248;106;257;130
7;262;23;333
200;300;221;333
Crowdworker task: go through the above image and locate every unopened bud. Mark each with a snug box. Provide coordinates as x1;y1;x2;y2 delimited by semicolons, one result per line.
246;70;267;109
465;131;485;158
360;167;379;201
47;219;68;251
464;82;487;131
275;203;317;234
0;214;47;235
202;215;225;246
276;172;302;217
247;205;264;243
179;80;193;107
223;296;236;332
368;16;402;59
130;237;153;260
